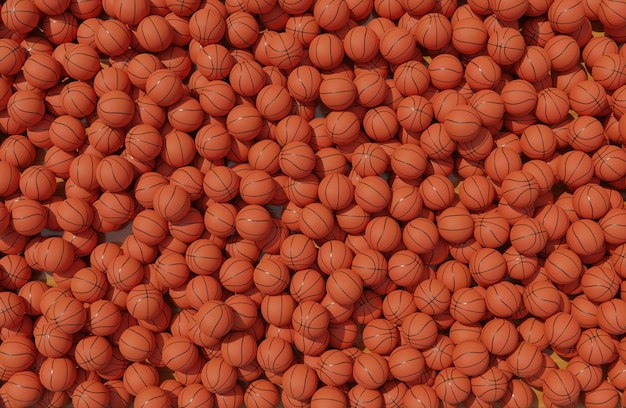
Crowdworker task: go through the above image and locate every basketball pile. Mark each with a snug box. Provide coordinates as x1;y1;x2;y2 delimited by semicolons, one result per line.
1;0;626;406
